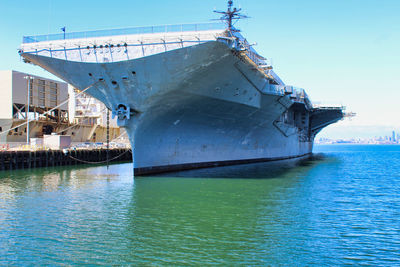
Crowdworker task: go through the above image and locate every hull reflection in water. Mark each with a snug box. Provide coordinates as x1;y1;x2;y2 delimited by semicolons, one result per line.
152;155;318;178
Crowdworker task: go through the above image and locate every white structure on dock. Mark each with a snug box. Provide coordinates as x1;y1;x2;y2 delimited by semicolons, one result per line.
68;85;118;128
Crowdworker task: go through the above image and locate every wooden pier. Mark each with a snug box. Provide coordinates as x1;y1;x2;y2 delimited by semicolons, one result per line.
0;148;132;171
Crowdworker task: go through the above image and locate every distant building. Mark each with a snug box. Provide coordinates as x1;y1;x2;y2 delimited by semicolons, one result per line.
0;70;68;143
393;131;396;143
0;70;125;144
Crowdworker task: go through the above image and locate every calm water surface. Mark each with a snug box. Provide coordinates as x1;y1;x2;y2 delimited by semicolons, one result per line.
0;145;400;265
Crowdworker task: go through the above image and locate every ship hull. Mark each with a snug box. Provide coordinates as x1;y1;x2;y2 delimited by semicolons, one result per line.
22;41;314;175
131;91;312;175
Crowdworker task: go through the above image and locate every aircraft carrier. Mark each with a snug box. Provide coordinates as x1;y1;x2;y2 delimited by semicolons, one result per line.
19;1;345;175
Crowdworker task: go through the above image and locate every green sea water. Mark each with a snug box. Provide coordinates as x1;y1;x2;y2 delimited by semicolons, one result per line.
1;145;400;265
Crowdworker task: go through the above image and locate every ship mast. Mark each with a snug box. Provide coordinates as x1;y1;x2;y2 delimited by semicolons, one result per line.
214;0;248;32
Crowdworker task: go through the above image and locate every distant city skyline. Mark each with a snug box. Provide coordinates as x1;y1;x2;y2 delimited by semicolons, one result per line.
316;123;400;140
316;129;400;144
1;0;399;139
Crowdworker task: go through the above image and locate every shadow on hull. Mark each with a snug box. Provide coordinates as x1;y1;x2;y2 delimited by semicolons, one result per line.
142;154;327;179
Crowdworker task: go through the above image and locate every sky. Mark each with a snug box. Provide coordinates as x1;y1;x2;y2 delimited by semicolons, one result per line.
0;0;399;139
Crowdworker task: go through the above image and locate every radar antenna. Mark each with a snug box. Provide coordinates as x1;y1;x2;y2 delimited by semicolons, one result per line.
214;0;249;32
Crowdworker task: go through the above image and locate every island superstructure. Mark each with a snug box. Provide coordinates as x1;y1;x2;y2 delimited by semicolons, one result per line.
19;1;345;175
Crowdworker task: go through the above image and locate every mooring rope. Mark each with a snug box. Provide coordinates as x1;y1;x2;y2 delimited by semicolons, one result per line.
67;148;132;164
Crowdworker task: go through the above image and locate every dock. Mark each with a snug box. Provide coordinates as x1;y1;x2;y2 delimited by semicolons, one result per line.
0;148;132;171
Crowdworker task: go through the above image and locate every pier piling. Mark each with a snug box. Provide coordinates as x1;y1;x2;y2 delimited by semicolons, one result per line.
0;148;131;171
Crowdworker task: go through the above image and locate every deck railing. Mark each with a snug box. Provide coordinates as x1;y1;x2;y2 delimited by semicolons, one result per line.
22;22;226;44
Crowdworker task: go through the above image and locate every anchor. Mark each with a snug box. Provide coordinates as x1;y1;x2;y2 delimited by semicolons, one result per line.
112;103;131;126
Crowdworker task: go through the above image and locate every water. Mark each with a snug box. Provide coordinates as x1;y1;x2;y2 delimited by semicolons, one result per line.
1;145;400;265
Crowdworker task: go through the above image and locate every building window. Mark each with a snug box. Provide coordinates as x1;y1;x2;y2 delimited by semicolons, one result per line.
29;80;33;103
38;79;46;107
50;82;58;107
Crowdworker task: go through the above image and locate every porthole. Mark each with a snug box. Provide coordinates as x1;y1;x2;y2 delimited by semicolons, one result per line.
88;73;93;77
132;71;136;75
111;80;117;85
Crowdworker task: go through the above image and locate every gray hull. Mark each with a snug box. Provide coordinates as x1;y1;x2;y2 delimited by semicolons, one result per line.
133;92;312;174
22;40;340;175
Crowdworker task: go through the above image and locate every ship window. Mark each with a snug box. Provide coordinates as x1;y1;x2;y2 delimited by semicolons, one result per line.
124;43;127;47
110;44;114;48
100;45;103;48
93;45;97;49
87;46;90;49
99;78;104;81
111;81;117;85
0;127;2;132
105;45;108;48
88;73;92;76
117;44;121;47
122;77;128;80
132;71;136;75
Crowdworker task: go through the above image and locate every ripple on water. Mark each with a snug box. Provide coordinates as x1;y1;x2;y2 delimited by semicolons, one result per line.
0;146;400;265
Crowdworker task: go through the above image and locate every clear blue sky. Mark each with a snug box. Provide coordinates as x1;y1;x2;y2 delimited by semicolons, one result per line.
1;0;399;139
